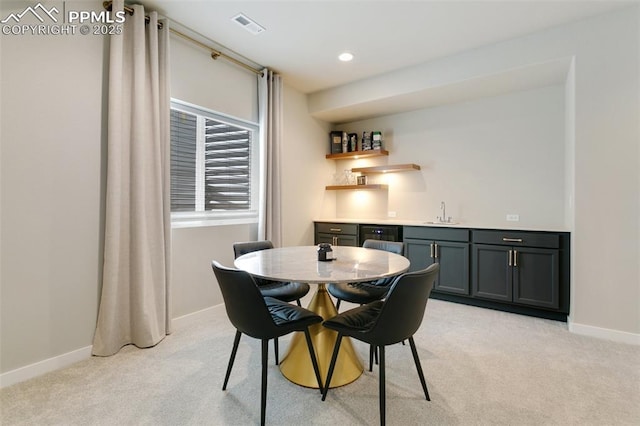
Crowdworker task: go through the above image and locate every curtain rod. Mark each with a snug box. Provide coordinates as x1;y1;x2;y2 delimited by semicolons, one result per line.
102;1;263;76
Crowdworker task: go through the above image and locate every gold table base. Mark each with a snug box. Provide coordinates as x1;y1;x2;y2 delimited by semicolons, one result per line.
279;284;363;388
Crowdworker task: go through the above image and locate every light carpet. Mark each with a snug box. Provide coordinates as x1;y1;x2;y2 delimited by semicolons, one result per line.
1;298;639;425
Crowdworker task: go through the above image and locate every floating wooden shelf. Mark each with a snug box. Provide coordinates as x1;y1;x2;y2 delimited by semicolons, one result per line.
352;163;421;174
325;149;389;160
325;184;389;190
325;150;418;191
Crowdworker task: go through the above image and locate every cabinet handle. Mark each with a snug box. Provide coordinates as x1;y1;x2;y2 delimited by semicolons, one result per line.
502;237;523;243
430;243;434;258
330;228;342;232
508;249;513;266
513;250;518;267
434;243;439;259
332;236;337;245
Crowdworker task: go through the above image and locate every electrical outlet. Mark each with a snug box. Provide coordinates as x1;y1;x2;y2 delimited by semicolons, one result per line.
388;211;397;218
506;214;520;222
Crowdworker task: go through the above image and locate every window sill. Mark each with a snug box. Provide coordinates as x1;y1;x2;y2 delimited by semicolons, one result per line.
171;213;258;229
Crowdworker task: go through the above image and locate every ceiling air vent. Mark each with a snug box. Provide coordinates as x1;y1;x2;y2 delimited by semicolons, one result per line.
232;13;265;35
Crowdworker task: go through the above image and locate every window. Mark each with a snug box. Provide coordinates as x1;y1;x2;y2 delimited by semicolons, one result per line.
170;99;259;226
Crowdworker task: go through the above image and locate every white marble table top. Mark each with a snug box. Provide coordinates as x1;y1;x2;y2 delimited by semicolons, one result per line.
234;245;410;284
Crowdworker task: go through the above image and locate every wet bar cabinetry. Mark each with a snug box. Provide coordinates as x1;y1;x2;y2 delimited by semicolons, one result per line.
314;221;570;320
429;227;570;320
404;226;470;295
471;230;566;311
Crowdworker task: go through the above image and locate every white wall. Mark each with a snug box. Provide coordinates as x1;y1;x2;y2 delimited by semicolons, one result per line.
280;84;333;246
310;7;640;340
330;86;566;230
171;224;251;317
170;36;258;123
0;1;106;374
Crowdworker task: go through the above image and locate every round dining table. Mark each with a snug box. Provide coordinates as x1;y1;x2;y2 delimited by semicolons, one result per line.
234;245;410;388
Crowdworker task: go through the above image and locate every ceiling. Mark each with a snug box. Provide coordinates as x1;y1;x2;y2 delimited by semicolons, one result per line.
139;0;634;94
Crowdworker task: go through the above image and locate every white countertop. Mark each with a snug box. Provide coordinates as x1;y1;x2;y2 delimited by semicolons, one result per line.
314;218;570;233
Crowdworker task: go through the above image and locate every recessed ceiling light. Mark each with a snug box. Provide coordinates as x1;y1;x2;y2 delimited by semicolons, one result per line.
338;52;354;62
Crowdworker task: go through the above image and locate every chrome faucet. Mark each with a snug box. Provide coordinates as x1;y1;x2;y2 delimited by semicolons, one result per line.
438;201;451;223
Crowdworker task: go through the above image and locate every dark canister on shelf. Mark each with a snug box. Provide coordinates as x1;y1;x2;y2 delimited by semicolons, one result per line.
317;243;334;261
330;131;344;154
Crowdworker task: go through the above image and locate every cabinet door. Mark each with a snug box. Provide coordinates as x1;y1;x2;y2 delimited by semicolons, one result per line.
335;235;358;247
434;241;469;295
316;233;335;245
404;238;435;272
316;233;358;246
513;247;559;309
472;244;512;302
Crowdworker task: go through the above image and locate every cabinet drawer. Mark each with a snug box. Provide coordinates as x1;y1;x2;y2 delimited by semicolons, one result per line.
472;230;559;249
315;222;358;235
403;226;469;242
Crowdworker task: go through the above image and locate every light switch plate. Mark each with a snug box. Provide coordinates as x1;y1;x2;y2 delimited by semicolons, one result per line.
506;214;520;221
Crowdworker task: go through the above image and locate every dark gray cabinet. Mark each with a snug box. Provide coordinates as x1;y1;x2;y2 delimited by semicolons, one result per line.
471;230;560;310
314;221;569;320
314;222;358;246
404;226;470;295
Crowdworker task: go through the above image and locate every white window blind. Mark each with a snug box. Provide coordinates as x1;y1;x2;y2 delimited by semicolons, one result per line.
170;100;259;224
204;120;251;210
170;109;197;212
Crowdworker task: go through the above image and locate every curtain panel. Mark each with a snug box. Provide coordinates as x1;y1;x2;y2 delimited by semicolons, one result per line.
258;69;284;246
93;0;172;356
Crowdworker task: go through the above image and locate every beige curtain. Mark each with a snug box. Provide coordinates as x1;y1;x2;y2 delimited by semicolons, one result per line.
93;0;172;356
258;69;284;246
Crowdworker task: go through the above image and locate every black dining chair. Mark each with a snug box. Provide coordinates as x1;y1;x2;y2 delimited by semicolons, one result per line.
327;239;405;311
233;241;310;307
233;241;312;365
211;261;324;426
321;263;440;426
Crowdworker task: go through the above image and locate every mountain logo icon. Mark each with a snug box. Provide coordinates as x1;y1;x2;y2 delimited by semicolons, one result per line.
1;3;59;24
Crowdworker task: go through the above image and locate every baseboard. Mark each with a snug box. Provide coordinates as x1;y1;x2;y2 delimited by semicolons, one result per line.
0;345;93;389
568;319;640;345
172;304;223;329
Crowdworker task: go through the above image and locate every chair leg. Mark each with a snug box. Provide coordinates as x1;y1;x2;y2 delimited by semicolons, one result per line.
296;299;302;307
408;336;430;401
321;333;343;401
369;345;375;372
274;338;279;365
303;329;324;393
369;345;379;370
261;339;268;426
379;345;386;426
223;330;242;390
